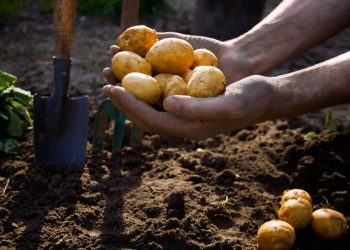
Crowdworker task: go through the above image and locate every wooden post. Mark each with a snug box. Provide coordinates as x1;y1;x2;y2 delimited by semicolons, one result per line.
121;0;140;32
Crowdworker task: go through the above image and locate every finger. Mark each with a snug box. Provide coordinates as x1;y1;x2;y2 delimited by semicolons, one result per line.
110;45;120;56
102;67;118;84
107;86;209;139
163;94;242;120
157;32;191;41
158;32;221;52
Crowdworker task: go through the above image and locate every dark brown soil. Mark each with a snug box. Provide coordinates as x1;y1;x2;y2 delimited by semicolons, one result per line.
1;1;349;249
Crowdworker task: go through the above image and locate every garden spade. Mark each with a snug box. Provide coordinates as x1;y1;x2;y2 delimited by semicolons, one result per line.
34;0;89;168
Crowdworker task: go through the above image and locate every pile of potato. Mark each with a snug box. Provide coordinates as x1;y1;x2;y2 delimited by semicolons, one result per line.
111;25;226;105
257;188;348;250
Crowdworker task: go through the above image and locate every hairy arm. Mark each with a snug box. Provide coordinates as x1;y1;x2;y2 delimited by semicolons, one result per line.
271;51;350;118
230;0;350;75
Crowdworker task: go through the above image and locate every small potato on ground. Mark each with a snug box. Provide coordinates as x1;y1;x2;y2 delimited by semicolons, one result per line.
192;48;218;68
257;220;295;250
121;72;161;105
146;38;194;75
280;188;312;206
112;51;152;81
311;208;348;240
117;25;158;57
278;198;312;230
154;74;187;99
187;66;226;98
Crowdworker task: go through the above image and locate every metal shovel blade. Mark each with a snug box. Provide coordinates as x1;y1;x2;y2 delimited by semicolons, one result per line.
33;58;89;168
34;94;89;167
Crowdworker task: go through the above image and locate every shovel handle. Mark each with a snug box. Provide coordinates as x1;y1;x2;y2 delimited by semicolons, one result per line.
121;0;139;32
53;0;75;58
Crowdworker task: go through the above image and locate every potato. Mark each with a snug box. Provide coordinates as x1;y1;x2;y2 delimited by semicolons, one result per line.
311;208;348;240
112;51;152;81
192;48;218;68
280;189;312;206
145;38;194;74
187;66;226;97
278;198;313;230
181;69;194;83
121;72;161;105
117;25;158;57
154;74;187;99
257;220;295;250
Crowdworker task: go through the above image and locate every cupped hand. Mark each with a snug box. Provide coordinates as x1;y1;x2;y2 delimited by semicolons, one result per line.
102;75;276;140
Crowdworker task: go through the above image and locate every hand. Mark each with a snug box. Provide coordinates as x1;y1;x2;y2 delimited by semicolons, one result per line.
102;32;255;85
102;75;276;140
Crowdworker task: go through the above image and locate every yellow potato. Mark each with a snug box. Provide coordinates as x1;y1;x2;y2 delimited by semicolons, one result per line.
181;69;194;83
121;72;161;105
154;74;187;99
145;38;194;74
257;220;295;250
280;189;312;206
187;66;226;97
112;51;152;81
311;208;348;240
192;48;218;68
117;25;158;57
278;198;313;230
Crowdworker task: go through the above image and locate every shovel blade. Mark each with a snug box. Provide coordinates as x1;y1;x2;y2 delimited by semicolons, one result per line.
33;94;89;168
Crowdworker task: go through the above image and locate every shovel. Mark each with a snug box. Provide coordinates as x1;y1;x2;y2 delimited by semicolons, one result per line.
33;0;89;168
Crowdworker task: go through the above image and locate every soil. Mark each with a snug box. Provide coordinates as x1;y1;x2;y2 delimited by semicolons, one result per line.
1;1;350;249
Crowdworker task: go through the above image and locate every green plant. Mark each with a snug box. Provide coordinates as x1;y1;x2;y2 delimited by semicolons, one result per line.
324;111;341;132
0;71;33;153
222;196;235;207
0;0;23;23
303;131;317;141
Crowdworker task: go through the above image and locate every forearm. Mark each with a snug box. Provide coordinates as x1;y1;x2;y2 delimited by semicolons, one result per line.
271;51;350;118
230;0;350;74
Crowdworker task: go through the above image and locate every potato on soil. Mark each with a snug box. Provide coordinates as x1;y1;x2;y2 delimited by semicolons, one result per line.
117;25;158;57
192;48;218;68
280;189;312;206
121;72;161;105
112;51;152;81
154;74;187;99
257;220;295;250
311;208;348;240
187;66;226;97
145;38;194;74
278;198;312;230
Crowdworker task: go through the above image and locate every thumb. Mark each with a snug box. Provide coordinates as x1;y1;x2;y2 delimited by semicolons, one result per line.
163;95;234;120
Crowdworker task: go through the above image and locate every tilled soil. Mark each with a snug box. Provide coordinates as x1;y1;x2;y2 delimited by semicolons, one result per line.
1;1;350;249
1;120;350;249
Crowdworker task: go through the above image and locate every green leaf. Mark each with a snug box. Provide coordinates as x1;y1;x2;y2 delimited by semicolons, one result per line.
0;111;9;121
0;70;17;91
12;87;33;105
3;106;27;137
10;100;32;126
303;131;317;141
0;137;18;154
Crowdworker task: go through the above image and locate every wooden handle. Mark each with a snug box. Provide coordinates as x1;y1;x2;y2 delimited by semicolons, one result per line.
53;0;76;58
121;0;139;32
